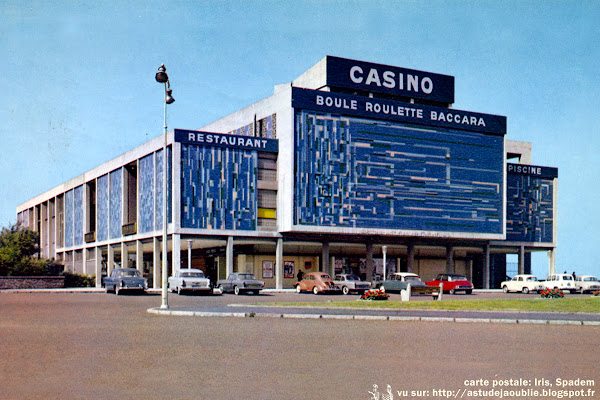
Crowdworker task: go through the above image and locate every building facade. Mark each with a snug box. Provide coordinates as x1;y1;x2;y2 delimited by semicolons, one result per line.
16;56;558;288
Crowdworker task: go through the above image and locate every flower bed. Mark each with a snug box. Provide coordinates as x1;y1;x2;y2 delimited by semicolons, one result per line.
540;288;564;298
360;289;390;301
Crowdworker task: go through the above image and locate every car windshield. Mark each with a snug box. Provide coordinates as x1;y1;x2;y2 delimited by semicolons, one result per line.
345;275;360;281
562;275;573;281
122;270;140;277
452;275;467;281
525;277;538;281
321;274;331;280
584;277;598;282
181;272;204;278
238;274;256;280
405;276;422;282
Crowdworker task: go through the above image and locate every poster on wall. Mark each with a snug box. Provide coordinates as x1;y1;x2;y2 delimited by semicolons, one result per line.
284;261;295;279
305;261;312;270
262;261;273;279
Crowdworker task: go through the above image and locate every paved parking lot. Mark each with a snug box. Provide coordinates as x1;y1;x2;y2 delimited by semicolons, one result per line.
1;291;599;399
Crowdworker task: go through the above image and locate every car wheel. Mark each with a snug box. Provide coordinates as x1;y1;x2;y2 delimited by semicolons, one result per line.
312;286;319;295
342;286;349;295
115;285;120;295
522;287;529;294
465;289;472;295
295;284;302;293
502;285;509;293
234;286;240;295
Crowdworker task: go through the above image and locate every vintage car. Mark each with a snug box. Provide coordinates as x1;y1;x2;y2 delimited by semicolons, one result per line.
217;273;264;295
296;272;341;294
542;273;576;293
426;273;473;294
333;274;371;295
376;272;428;293
575;275;600;294
103;268;147;295
168;269;212;295
500;274;543;294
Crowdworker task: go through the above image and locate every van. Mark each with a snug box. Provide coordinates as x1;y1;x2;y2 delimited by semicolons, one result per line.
542;274;576;293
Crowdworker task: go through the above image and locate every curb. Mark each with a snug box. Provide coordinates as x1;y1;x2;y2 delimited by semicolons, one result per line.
146;307;600;326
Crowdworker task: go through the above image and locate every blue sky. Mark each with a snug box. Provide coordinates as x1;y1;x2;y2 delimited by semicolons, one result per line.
2;1;599;278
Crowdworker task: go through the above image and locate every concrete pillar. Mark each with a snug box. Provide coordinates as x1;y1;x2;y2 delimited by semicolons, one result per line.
82;247;88;275
187;239;193;270
483;244;490;289
153;237;161;289
330;256;336;277
519;245;525;275
366;242;374;281
321;242;330;273
95;247;102;288
407;243;415;273
276;238;283;289
172;234;181;274
548;248;556;275
107;245;114;276
121;242;128;268
446;246;454;274
226;236;234;278
136;240;143;275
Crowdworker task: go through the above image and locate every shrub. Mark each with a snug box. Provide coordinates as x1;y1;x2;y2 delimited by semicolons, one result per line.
62;272;95;287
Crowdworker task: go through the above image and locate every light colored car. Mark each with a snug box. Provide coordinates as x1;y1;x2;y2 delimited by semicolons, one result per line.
500;274;543;294
333;274;371;295
542;273;576;293
575;275;600;294
168;269;212;295
376;272;428;293
296;272;341;294
217;273;265;295
103;268;147;295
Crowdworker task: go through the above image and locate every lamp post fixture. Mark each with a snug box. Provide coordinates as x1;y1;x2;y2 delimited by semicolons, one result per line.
155;64;174;310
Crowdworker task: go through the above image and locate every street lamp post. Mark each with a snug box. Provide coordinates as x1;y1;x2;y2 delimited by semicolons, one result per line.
155;64;175;310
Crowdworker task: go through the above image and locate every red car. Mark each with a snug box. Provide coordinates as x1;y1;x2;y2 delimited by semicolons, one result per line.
426;273;473;294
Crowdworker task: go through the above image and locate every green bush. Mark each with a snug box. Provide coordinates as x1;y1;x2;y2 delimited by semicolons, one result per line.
61;272;96;287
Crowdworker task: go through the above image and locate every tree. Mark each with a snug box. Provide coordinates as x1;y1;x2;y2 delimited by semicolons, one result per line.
0;223;58;276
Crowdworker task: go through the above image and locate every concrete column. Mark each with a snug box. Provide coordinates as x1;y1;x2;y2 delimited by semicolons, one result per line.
226;236;234;278
172;234;181;274
83;247;88;275
548;248;556;275
321;242;330;273
153;237;161;289
187;239;193;270
136;240;143;275
95;246;102;288
446;246;454;274
107;245;114;276
519;245;525;275
366;242;374;281
121;242;128;268
407;243;415;273
275;238;283;289
483;244;490;289
330;256;336;277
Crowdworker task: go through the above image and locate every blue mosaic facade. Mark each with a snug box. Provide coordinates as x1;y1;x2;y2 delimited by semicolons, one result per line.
181;144;257;230
294;110;504;234
138;153;155;233
64;189;74;247
155;148;172;230
109;169;122;239
96;174;109;242
506;174;554;243
73;185;84;246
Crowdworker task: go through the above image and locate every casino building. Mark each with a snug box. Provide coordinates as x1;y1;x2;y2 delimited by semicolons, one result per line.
16;56;558;289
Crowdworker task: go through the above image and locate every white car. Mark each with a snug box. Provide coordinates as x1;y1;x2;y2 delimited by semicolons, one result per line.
500;274;543;294
575;275;600;294
542;273;576;293
168;269;212;295
333;274;371;295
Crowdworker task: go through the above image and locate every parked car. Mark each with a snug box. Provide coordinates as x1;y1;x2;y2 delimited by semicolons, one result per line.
296;272;341;294
426;273;473;294
542;273;576;293
500;274;543;294
217;273;264;295
575;275;600;294
333;274;371;295
103;268;147;295
376;272;428;293
168;269;212;295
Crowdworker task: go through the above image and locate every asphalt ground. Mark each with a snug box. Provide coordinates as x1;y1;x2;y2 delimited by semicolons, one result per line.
1;291;599;399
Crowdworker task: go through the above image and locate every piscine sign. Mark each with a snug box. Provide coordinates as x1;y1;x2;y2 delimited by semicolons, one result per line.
174;129;278;152
325;56;455;104
507;163;558;179
292;87;506;135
